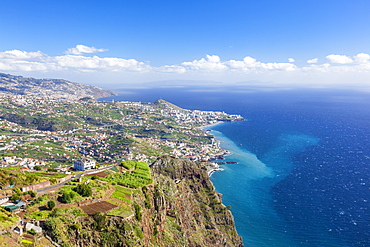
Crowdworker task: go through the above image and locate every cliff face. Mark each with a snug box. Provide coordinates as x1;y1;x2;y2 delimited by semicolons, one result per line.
146;156;243;247
44;156;243;247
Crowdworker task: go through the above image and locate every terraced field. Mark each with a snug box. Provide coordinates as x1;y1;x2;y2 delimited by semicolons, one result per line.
80;201;118;215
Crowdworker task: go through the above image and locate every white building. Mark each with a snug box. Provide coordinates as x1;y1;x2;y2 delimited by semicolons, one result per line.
74;159;96;171
0;196;9;205
25;222;42;234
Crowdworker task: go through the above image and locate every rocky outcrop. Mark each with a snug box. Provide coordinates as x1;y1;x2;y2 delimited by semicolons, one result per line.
0;73;117;100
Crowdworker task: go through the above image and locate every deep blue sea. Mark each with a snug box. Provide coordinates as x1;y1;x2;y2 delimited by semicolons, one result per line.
101;86;370;247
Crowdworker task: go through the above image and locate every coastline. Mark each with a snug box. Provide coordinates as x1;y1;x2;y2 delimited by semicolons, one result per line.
206;162;224;177
199;121;232;177
199;120;224;131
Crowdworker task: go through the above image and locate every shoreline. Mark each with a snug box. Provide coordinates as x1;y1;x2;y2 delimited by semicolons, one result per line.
199;121;234;177
205;162;224;177
199;121;224;131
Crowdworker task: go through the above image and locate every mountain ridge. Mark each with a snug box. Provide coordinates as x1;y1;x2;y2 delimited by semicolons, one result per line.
0;73;117;100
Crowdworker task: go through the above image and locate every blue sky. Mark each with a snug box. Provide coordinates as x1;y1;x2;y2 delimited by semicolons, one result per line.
1;0;370;88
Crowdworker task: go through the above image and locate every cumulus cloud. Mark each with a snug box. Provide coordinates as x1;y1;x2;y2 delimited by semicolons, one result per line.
2;47;370;86
326;54;353;64
354;53;370;64
0;50;45;60
0;48;148;73
54;55;148;72
65;45;108;55
226;56;296;72
307;58;318;64
181;55;228;71
177;55;297;74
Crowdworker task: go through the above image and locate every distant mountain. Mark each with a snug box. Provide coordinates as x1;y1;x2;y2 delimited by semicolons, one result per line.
124;79;224;88
114;79;271;90
0;73;117;100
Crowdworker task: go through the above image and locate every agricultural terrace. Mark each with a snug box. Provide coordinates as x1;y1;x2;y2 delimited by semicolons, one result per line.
102;161;152;189
101;161;152;217
0;209;18;230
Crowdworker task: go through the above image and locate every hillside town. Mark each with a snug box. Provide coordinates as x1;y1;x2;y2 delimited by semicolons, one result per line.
0;95;243;171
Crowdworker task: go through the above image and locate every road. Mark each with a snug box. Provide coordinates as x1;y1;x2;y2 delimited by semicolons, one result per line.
36;164;118;194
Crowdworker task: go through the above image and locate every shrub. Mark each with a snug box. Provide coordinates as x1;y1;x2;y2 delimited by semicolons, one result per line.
61;191;73;203
133;225;143;239
76;184;92;197
28;190;37;198
47;200;56;210
93;212;107;230
133;203;142;222
11;193;21;201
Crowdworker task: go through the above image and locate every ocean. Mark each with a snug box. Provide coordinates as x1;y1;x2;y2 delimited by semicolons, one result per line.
101;86;370;247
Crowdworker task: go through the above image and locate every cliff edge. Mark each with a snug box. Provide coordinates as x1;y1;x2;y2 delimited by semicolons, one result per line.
148;155;243;246
42;156;243;246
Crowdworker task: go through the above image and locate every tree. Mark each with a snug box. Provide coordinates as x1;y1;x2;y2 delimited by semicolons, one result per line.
28;190;37;198
47;200;56;210
133;203;142;222
11;193;21;201
76;184;92;197
61;191;72;203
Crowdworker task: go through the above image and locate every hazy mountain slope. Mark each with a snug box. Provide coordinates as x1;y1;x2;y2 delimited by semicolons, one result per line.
0;73;117;100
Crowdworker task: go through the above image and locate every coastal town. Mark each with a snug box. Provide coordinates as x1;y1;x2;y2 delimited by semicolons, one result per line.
0;95;243;170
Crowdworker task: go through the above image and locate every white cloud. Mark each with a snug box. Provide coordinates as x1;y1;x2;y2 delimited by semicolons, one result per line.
65;45;108;55
307;58;318;64
0;50;45;60
181;55;228;71
2;47;370;86
0;49;148;73
288;58;295;63
54;55;148;72
326;54;353;64
226;56;296;72
243;56;257;65
354;53;370;64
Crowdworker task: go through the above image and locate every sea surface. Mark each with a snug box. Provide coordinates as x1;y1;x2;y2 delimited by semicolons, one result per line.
101;86;370;247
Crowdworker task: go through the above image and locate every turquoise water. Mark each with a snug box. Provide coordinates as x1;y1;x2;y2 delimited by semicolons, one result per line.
210;127;322;246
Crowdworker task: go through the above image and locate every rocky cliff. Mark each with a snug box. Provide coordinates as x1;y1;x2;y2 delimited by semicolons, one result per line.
147;156;243;246
0;73;117;100
43;156;243;247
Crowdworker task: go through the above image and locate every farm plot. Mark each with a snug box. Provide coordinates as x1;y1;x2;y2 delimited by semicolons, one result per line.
80;201;118;215
87;171;109;178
